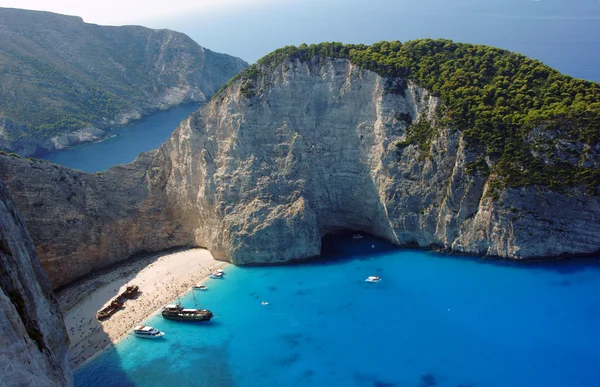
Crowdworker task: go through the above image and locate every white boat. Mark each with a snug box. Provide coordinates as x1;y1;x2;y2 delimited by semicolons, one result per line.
209;271;223;279
133;325;165;339
261;301;269;305
192;283;207;290
365;276;381;283
352;234;364;240
214;269;225;274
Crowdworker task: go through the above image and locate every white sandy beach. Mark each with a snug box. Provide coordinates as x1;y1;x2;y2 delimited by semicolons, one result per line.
57;248;227;369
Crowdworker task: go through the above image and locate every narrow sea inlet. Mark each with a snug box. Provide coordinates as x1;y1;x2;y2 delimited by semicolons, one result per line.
41;104;200;172
75;235;600;387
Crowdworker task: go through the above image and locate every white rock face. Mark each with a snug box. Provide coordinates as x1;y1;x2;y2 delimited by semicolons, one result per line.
156;57;600;264
50;127;107;150
1;57;599;288
0;179;72;386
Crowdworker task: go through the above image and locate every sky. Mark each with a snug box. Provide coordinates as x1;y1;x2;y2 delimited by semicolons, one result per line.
1;0;600;81
0;0;287;26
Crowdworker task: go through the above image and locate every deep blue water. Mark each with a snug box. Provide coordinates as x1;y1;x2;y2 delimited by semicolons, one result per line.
75;235;600;387
41;104;199;172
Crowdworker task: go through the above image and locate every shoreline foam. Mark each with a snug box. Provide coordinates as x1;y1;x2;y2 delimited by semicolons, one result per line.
57;248;227;369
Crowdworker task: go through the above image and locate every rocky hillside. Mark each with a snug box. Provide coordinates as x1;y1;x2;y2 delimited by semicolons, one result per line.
0;7;247;157
0;178;72;386
1;40;599;289
0;152;191;289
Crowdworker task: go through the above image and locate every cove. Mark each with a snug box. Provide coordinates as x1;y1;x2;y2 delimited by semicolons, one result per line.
41;104;200;172
75;234;600;387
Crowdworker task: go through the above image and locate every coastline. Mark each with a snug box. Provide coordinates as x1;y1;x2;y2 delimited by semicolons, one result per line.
5;102;203;159
57;248;228;370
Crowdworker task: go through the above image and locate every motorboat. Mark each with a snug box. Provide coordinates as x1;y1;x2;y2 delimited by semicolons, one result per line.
193;283;208;290
133;325;165;339
365;276;381;283
161;304;213;322
352;234;364;240
209;271;223;279
214;269;225;275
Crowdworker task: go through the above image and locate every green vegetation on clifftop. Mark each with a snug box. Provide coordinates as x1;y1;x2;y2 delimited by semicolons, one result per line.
220;40;600;193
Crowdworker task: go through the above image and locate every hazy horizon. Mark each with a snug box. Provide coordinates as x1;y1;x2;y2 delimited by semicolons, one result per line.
2;0;600;81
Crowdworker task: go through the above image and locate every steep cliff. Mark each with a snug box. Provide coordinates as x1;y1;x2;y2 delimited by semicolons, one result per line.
157;54;600;262
0;153;192;289
0;7;247;156
1;42;599;289
0;178;72;386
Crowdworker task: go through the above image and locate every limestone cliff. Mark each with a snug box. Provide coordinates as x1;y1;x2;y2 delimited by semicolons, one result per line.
0;178;72;386
157;56;600;262
0;154;191;289
1;55;599;289
0;7;247;157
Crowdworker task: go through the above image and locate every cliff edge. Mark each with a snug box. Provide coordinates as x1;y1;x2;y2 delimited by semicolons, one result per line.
0;178;72;386
1;40;599;289
0;7;248;157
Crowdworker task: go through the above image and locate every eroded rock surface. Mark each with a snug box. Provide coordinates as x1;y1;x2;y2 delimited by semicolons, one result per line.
1;57;599;289
0;178;72;386
0;7;247;156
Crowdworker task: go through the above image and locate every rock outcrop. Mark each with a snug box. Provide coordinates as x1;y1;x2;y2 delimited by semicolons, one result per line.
0;153;192;289
1;56;599;289
0;7;248;157
0;178;72;386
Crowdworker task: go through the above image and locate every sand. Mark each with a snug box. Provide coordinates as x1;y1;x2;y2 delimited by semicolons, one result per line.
57;248;228;369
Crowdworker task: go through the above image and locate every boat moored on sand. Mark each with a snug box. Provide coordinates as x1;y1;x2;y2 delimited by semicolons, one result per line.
133;325;165;339
96;300;125;320
120;285;139;299
161;304;214;322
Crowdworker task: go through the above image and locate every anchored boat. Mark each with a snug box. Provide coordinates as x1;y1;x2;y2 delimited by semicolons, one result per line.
161;304;213;322
365;276;381;283
133;325;165;339
96;300;125;320
193;283;207;290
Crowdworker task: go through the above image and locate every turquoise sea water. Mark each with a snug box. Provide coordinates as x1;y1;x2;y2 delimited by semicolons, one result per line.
41;104;199;172
75;235;600;387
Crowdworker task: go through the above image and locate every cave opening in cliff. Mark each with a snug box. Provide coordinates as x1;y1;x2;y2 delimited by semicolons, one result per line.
320;229;397;260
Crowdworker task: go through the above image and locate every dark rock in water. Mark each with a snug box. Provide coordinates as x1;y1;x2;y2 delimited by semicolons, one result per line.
373;381;396;387
420;373;437;387
278;352;301;366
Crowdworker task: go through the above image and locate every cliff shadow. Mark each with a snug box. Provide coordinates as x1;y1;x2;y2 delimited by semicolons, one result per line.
57;247;190;309
58;247;192;383
73;343;136;386
320;230;600;277
318;230;400;263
